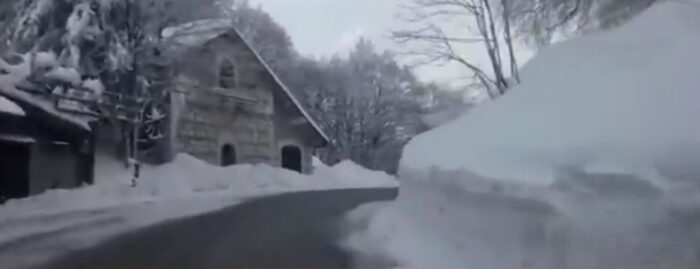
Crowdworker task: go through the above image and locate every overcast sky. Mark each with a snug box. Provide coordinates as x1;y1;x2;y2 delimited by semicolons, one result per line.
247;0;464;84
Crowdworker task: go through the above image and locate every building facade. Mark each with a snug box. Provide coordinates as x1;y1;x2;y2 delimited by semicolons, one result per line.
162;20;328;173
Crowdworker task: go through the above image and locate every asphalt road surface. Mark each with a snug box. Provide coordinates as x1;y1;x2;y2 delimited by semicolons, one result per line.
36;188;398;269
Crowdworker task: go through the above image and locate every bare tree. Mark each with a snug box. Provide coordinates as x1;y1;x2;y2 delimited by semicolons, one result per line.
392;0;660;97
393;0;520;98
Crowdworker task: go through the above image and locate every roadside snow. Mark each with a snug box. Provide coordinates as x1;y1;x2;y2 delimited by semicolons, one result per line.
343;2;700;269
0;96;25;116
34;52;58;69
401;1;700;186
0;153;396;268
314;159;399;189
162;19;232;47
0;154;397;222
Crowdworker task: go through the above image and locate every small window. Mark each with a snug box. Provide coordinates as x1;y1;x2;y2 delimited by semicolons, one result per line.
218;59;236;89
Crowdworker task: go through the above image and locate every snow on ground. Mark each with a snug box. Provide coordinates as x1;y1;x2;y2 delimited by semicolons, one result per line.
342;2;700;269
1;153;397;223
0;153;396;268
0;193;245;269
314;159;399;189
0;96;25;116
0;153;396;246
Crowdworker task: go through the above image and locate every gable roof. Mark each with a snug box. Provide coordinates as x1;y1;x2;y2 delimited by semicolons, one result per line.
162;19;330;144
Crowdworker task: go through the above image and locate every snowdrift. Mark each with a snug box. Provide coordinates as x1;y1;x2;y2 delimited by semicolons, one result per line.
402;1;700;185
0;96;25;116
0;154;397;221
345;2;700;269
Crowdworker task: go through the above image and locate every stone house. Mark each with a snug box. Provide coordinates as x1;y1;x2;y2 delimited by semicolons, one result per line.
0;18;328;201
158;19;329;173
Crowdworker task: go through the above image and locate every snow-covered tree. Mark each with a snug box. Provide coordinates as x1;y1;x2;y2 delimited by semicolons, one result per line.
506;0;659;48
292;40;430;173
0;0;234;165
229;0;296;72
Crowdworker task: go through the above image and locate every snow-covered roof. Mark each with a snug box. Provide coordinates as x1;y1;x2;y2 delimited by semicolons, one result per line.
162;19;233;47
0;133;36;144
162;19;330;143
0;95;26;117
0;83;91;131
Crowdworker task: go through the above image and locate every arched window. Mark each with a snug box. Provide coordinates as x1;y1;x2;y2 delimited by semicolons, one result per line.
218;59;236;89
281;145;303;173
221;144;237;166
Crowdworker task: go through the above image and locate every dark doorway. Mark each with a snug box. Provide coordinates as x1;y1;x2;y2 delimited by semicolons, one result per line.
0;141;31;203
281;145;302;173
221;144;237;167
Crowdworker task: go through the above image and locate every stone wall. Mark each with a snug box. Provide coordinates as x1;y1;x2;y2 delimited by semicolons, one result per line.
174;33;277;166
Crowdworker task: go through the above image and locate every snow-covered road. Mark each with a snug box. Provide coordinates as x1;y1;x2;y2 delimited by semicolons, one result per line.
24;188;397;269
0;154;399;269
0;192;249;269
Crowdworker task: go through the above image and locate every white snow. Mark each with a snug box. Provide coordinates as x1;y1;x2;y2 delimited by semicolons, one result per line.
314;160;399;188
45;67;82;86
0;153;397;262
0;55;91;129
0;83;92;130
401;1;700;186
0;134;35;144
65;3;102;68
66;4;95;41
0;96;25;116
81;78;105;98
0;55;31;86
0;154;395;221
342;2;700;269
33;51;58;69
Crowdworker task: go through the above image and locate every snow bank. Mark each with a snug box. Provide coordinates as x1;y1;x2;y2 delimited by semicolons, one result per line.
343;3;700;269
0;96;25;116
402;1;700;186
314;159;399;188
0;154;397;221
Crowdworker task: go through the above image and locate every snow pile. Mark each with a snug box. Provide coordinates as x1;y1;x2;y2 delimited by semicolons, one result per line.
0;154;398;221
33;52;57;69
402;1;700;185
343;2;700;269
313;159;399;188
0;96;25;116
45;67;82;86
